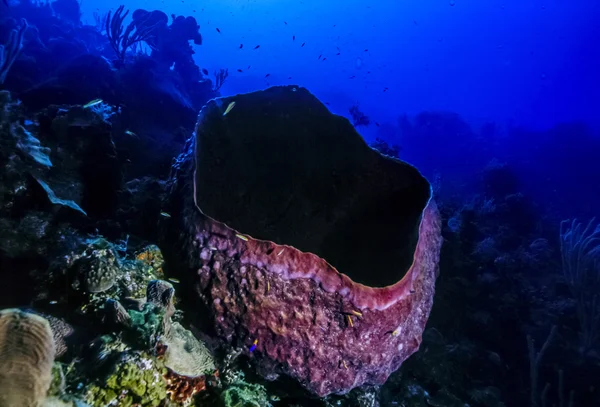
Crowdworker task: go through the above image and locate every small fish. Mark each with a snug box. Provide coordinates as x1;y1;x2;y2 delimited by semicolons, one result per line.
237;69;243;72
322;58;327;61
249;339;258;352
349;75;356;79
347;315;354;327
216;27;221;33
351;310;363;317
301;42;305;47
24;119;33;125
96;349;110;363
284;21;287;25
342;360;348;369
235;233;248;241
83;99;103;108
49;300;58;305
292;35;295;41
168;278;180;283
383;87;388;92
239;44;243;49
318;54;322;59
391;329;399;336
160;212;171;218
376;122;380;127
267;280;270;292
223;101;236;116
254;45;260;50
202;68;209;75
124;130;138;138
265;73;270;78
277;249;285;256
336;52;341;55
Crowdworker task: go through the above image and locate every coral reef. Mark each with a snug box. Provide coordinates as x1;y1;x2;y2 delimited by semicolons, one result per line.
42;313;76;358
66;274;219;406
135;245;165;276
2;0;217;144
481;159;520;200
162;85;442;396
1;5;595;400
0;92;121;262
126;302;168;349
35;276;219;407
164;368;208;405
84;351;167;407
104;298;131;328
161;322;216;377
0;309;56;407
221;381;270;407
68;238;120;293
146;279;176;318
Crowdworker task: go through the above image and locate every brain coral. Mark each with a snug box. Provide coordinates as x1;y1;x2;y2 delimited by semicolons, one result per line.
161;85;442;396
69;238;120;293
0;308;56;407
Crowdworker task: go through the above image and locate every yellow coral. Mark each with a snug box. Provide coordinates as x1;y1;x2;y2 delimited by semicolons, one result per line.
84;352;167;407
135;245;165;277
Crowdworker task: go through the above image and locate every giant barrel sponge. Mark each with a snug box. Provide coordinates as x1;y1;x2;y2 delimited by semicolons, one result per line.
162;85;442;396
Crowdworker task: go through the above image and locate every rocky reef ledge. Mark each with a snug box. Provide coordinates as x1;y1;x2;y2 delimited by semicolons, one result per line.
161;85;443;397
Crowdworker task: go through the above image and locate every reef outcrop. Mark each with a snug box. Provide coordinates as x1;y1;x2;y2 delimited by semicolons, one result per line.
162;85;442;396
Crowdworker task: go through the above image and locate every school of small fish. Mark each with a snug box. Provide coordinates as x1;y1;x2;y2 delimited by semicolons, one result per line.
201;17;388;98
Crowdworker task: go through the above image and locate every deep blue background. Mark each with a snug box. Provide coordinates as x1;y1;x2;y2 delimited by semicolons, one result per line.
77;0;600;218
77;0;600;130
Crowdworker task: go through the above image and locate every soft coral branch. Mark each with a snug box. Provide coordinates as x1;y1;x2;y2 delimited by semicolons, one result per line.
105;5;157;66
0;18;27;85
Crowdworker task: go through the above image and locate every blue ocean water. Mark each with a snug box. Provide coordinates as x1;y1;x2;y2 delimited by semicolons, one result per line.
77;0;600;217
1;0;600;406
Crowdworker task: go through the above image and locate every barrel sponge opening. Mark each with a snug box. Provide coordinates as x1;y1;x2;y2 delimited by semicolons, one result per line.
193;86;431;287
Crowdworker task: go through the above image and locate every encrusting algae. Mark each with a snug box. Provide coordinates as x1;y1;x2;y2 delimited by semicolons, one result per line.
220;380;270;407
